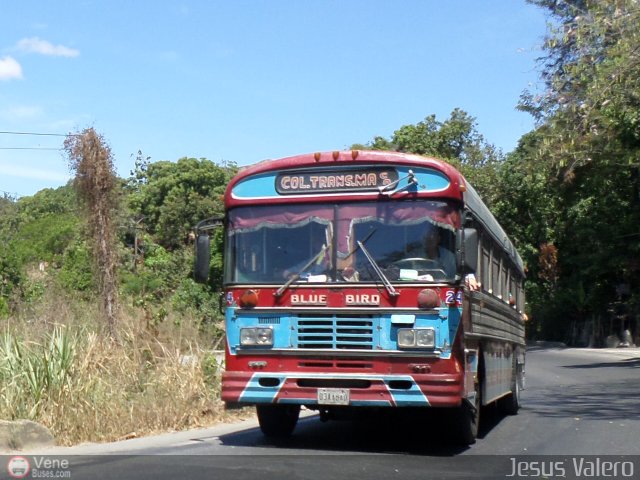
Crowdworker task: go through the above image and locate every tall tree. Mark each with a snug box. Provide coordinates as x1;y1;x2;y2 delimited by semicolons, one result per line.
64;128;120;338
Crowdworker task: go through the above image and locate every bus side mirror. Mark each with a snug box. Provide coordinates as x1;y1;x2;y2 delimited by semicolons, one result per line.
456;228;478;274
464;228;479;273
194;234;211;283
193;216;224;284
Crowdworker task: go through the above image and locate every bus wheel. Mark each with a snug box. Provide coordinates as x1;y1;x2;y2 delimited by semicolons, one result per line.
256;404;300;438
499;355;521;415
455;379;481;445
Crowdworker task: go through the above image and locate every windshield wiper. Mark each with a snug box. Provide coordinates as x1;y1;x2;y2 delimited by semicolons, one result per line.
379;169;418;197
356;240;399;297
274;245;328;298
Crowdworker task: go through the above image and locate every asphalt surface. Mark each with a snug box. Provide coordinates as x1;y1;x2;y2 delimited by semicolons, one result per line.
3;347;640;479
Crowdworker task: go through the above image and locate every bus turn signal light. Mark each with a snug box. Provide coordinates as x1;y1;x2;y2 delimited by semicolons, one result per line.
239;289;259;308
417;288;440;309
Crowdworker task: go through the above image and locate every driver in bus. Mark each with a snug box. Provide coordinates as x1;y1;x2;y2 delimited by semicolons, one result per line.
422;227;456;278
424;228;480;290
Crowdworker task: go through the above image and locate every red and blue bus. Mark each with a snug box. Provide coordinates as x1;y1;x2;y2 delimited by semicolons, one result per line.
195;150;526;444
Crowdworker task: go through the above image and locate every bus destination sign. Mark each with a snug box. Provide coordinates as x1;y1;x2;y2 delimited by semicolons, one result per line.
276;168;398;194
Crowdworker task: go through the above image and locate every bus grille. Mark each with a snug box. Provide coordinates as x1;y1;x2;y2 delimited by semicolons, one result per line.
295;315;374;350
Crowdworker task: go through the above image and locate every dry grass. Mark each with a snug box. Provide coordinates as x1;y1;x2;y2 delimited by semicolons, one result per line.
1;286;253;446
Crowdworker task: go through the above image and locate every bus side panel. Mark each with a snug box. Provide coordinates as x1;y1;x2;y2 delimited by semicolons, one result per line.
469;292;525;347
481;342;514;405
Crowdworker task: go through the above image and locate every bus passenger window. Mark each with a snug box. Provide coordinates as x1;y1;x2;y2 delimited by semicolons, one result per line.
481;242;490;291
491;252;500;296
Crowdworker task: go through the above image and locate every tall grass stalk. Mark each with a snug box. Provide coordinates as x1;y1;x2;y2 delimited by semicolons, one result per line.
0;326;77;419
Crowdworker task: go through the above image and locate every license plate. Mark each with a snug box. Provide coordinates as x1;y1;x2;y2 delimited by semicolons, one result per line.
317;388;350;405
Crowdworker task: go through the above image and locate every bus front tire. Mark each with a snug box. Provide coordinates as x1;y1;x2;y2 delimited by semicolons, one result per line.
256;404;301;438
454;377;481;445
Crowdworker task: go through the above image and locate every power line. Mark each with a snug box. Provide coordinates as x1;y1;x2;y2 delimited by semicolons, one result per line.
0;130;74;137
0;147;62;151
0;131;70;151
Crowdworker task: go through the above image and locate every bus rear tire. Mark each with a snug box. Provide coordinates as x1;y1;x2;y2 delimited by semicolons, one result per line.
499;355;521;415
256;404;300;438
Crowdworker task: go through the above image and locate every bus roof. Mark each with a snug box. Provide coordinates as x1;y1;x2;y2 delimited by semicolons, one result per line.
226;150;465;202
463;180;525;276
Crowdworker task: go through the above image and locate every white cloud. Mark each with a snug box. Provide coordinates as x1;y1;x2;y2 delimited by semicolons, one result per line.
0;56;23;80
16;37;80;58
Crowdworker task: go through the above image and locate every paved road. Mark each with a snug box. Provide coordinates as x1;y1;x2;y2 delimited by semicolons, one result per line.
3;347;640;479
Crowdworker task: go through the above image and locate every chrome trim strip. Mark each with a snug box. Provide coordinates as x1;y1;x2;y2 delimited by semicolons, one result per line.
225;282;453;289
231;307;440;315
234;348;441;358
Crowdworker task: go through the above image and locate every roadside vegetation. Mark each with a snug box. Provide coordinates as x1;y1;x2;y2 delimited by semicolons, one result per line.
0;135;241;445
0;0;638;446
0;295;233;445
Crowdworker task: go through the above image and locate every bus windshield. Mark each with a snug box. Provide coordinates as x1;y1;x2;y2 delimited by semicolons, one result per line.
225;200;461;284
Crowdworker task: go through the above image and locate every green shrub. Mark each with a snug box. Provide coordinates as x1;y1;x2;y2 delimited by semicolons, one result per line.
58;241;95;292
0;297;9;319
201;351;221;389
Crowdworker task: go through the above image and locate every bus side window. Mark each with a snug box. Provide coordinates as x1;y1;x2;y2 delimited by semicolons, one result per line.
481;237;490;293
509;272;516;307
502;262;509;302
518;280;525;313
491;249;500;297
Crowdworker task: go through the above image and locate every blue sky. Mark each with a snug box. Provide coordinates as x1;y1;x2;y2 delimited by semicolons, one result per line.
0;1;548;198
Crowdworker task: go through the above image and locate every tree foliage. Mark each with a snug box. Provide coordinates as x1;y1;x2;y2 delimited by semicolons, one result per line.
127;156;237;249
522;0;640;173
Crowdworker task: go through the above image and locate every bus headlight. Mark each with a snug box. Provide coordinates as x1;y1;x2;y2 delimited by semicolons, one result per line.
397;328;435;349
240;327;273;346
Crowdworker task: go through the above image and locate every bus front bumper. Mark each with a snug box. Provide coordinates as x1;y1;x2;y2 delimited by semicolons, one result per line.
221;371;464;408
